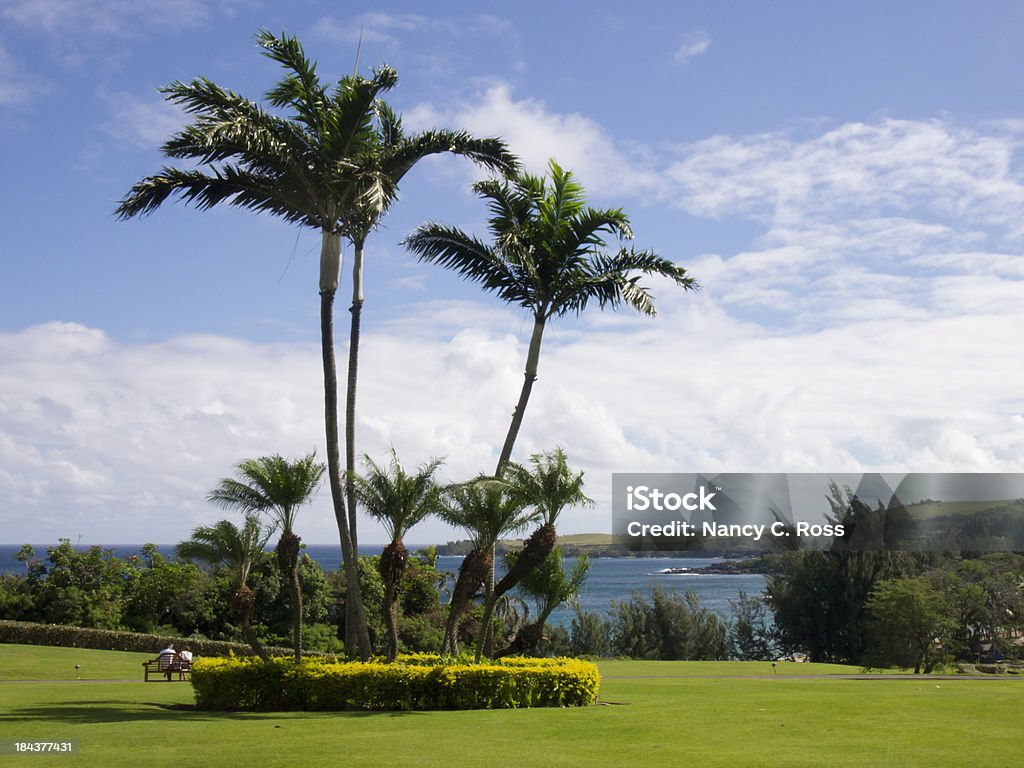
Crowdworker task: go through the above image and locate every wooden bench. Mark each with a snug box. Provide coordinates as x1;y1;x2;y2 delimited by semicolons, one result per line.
143;652;191;682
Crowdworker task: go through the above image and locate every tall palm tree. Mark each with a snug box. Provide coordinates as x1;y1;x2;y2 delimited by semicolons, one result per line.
115;30;516;661
207;453;324;661
407;161;695;656
336;101;516;630
475;447;592;656
438;477;534;657
351;448;445;661
405;159;698;478
176;514;272;659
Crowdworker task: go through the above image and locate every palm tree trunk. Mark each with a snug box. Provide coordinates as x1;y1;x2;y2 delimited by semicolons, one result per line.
345;239;366;557
380;539;407;663
441;548;491;655
319;230;372;660
289;562;303;662
477;315;546;659
494;316;546;476
234;585;269;661
383;581;399;662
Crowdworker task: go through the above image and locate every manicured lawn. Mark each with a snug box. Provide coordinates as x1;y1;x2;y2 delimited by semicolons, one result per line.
0;644;154;681
0;644;1021;767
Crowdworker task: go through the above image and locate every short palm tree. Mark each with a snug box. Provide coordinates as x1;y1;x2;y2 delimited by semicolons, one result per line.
438;477;534;657
495;547;591;658
207;452;325;661
405;159;698;478
176;514;271;659
115;30;515;661
351;448;445;660
475;447;592;656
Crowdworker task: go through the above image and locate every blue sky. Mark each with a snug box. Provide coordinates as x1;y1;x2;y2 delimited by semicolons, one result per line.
2;0;1023;545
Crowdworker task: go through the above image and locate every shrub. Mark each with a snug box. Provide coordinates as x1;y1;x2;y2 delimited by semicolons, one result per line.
0;620;293;658
190;654;600;711
608;588;730;660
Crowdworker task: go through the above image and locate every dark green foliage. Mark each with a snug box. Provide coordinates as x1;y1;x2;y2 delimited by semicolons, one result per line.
0;619;293;657
765;549;914;663
929;553;1024;661
729;591;779;661
568;605;613;658
608;588;730;660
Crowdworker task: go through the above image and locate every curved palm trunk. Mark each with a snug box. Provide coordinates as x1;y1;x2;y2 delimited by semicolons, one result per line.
233;585;269;661
478;316;546;659
479;523;558;659
441;547;491;656
494;316;546;477
319;231;372;660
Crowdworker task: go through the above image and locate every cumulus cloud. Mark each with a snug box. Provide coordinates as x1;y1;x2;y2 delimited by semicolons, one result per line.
673;30;711;65
3;277;1023;545
405;84;667;198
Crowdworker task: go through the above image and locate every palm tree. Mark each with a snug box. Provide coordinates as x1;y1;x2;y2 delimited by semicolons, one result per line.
475;447;592;656
336;101;516;642
207;453;324;661
495;547;591;658
115;30;516;661
438;477;534;657
351;448;445;661
176;514;272;659
405;159;697;479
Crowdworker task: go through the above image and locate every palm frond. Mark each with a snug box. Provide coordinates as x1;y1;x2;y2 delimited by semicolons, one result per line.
404;223;535;307
115;165;316;225
207;453;325;533
440;475;534;548
353;448;444;541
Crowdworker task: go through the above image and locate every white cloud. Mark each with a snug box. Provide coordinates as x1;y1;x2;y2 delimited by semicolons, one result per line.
673;30;711;65
101;91;186;149
3;282;1023;545
405;84;667;199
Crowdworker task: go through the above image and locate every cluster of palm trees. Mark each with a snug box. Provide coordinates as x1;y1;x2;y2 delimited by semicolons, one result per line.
119;30;697;662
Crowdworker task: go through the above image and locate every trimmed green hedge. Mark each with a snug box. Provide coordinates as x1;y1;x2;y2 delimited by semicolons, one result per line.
191;655;601;711
0;620;293;658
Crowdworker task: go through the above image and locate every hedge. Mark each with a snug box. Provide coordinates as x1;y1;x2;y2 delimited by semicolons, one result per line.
0;620;294;658
191;654;601;711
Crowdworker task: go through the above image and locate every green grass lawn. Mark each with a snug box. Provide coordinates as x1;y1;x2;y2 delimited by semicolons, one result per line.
1;644;1021;768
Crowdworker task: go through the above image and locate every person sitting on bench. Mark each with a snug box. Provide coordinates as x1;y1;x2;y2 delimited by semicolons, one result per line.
157;643;178;681
176;646;193;679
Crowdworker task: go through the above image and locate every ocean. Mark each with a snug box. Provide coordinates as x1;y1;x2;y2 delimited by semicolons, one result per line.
0;544;767;627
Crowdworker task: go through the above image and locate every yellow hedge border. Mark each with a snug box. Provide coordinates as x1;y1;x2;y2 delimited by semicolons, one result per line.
191;654;600;711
